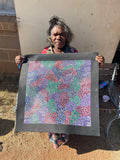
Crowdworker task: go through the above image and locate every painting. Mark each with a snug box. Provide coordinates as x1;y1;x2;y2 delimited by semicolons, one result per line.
15;53;99;136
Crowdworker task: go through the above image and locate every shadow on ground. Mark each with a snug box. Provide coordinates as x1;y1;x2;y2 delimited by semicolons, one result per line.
65;110;120;154
0;76;19;93
0;118;14;136
66;133;111;154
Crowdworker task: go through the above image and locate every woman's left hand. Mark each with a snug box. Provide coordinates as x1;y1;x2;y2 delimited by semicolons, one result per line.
95;55;105;66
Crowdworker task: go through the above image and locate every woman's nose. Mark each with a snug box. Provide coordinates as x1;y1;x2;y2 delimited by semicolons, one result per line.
56;34;61;39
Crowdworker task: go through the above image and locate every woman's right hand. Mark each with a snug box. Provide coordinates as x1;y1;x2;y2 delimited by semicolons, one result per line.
15;55;24;67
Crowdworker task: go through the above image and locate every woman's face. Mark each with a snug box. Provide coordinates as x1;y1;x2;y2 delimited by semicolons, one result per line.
51;25;66;49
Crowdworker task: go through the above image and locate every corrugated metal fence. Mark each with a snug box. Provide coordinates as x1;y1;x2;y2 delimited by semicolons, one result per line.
0;0;15;15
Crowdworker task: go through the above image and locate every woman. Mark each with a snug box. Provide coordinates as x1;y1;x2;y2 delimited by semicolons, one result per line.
15;16;104;149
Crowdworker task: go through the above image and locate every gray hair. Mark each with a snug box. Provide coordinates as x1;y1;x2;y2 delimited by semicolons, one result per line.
47;16;74;44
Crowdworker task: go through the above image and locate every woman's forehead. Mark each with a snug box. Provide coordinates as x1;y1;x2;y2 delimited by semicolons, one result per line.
51;25;65;34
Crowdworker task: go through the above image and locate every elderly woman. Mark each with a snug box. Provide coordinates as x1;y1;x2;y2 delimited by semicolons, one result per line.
15;16;104;149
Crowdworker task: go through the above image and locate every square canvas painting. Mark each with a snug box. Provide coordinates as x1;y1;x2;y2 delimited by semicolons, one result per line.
15;53;99;136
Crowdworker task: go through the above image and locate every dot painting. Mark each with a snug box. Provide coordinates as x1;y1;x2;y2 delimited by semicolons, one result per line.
24;60;91;127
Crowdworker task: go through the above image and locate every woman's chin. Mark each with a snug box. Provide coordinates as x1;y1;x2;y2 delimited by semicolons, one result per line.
54;45;64;49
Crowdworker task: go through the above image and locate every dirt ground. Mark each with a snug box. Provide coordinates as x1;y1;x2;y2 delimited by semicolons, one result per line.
0;78;120;160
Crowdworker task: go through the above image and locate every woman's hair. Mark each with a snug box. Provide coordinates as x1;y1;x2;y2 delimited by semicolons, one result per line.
47;16;74;44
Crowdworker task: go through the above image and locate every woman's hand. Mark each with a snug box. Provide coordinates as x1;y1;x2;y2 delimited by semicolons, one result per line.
15;55;24;67
95;55;105;66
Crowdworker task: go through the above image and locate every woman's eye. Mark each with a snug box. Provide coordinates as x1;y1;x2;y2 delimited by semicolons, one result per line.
53;33;65;37
60;33;66;37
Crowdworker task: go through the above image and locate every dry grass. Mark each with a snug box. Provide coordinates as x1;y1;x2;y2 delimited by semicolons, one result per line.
0;89;17;120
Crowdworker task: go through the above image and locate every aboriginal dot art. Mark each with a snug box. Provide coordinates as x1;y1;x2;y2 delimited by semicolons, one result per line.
24;60;91;126
15;53;99;136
